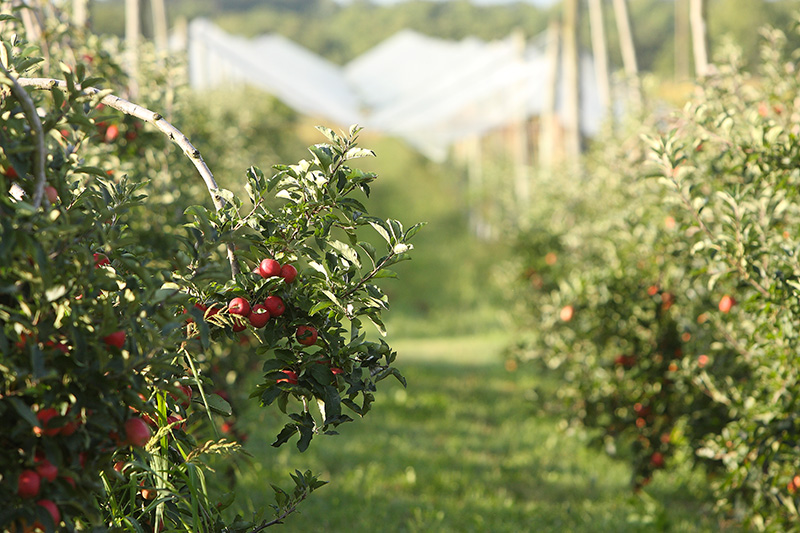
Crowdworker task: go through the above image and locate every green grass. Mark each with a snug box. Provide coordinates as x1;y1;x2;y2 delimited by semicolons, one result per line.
225;334;727;532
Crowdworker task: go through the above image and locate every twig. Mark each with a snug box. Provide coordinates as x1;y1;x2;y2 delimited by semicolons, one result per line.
249;491;309;532
17;77;241;277
1;67;47;208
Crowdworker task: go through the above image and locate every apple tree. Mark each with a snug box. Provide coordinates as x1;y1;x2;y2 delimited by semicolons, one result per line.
0;9;419;532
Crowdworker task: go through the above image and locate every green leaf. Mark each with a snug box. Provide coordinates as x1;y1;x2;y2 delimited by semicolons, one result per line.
272;424;298;448
202;394;232;417
309;300;335;316
9;397;38;428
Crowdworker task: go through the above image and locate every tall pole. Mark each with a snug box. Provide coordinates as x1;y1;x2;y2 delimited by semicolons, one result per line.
539;20;561;171
587;0;611;115
612;0;641;106
690;0;709;78
125;0;140;98
562;0;581;164
674;0;690;80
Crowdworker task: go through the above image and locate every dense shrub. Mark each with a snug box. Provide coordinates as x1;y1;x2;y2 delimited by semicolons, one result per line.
1;8;419;532
511;24;800;530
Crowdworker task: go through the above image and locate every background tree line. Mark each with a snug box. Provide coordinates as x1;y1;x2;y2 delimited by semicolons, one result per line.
91;0;800;78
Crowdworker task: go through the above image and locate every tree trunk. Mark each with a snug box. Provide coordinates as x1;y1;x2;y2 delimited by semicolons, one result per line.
690;0;709;78
587;0;611;114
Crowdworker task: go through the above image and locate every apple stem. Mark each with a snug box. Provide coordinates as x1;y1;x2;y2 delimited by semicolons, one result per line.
16;77;242;278
2;67;47;209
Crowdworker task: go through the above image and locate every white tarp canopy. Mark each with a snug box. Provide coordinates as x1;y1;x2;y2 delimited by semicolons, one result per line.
186;19;606;160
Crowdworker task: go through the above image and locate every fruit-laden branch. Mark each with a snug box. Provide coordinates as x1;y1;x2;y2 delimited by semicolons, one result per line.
0;67;47;208
16;76;241;277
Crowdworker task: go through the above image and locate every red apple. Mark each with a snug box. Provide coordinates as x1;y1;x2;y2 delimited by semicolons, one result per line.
296;325;318;346
232;319;247;333
36;499;60;526
175;384;193;408
263;295;285;317
103;331;126;350
166;414;185;431
113;461;126;473
331;367;344;375
650;452;665;469
559;305;574;322
718;294;736;314
276;370;298;385
124;417;151;447
35;458;58;482
258;258;281;279
248;304;271;328
4;166;18;180
18;470;41;498
280;264;298;283
44;186;59;204
104;124;119;143
34;408;62;437
228;297;251;317
93;253;110;267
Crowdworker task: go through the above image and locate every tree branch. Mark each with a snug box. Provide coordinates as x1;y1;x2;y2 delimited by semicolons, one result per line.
1;68;47;208
17;77;241;277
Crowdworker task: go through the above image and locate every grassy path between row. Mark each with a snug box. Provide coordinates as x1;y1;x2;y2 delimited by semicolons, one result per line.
231;334;724;532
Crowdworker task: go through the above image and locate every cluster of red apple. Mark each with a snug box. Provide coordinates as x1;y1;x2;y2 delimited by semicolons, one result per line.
189;258;319;348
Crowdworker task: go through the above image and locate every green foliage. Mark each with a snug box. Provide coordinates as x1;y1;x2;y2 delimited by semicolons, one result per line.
510;22;800;531
0;7;418;531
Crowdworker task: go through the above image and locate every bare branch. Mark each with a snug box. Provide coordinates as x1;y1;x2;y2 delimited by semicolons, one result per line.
17;77;241;277
1;67;47;208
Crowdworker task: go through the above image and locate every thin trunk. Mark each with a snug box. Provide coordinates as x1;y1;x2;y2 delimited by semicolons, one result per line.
689;0;709;78
539;20;560;171
587;0;611;114
125;0;140;98
562;0;581;163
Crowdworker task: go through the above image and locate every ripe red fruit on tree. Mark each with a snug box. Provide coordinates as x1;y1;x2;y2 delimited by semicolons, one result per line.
296;325;318;346
232;319;247;333
559;305;574;322
4;166;18;180
718;294;736;314
175;384;193;408
248;304;271;328
124;417;151;447
44;186;59;204
263;295;285;317
650;452;665;469
35;458;58;482
18;470;41;498
280;264;298;283
258;258;281;278
104;124;119;143
93;253;110;267
276;370;298;385
35;408;63;437
37;499;60;527
103;330;126;350
228;297;251;317
331;367;344;375
113;461;126;473
166;414;186;431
